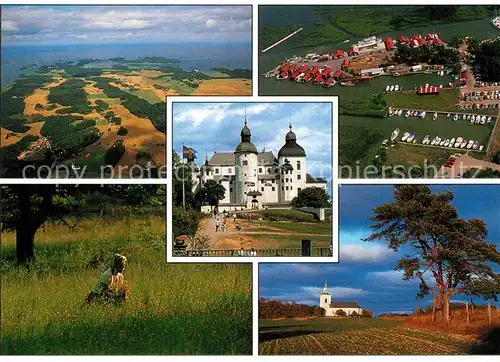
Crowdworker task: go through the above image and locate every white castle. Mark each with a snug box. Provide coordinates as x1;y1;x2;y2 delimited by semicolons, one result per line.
193;115;328;211
320;281;363;317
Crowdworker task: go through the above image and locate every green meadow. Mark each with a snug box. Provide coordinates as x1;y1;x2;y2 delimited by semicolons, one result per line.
1;216;252;355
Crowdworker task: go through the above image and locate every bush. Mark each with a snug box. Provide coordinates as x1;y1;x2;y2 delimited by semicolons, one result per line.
117;126;128;136
172;206;200;237
350;311;359;317
335;309;347;317
236;209;316;223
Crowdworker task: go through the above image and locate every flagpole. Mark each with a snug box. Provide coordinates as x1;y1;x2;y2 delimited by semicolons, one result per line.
182;144;186;209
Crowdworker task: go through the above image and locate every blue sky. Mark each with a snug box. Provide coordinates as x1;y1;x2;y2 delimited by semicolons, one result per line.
260;185;500;315
173;102;333;192
1;6;251;45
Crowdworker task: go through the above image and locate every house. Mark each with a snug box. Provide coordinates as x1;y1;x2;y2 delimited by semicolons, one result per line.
333;69;342;79
320;281;363;316
341;59;349;70
384;37;395;50
332;49;346;59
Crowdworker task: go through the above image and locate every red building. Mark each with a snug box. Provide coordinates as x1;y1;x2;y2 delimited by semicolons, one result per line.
333;69;342;79
385;37;395;50
332;49;346;59
341;59;349;69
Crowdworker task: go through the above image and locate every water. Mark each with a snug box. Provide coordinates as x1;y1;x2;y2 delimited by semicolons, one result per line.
1;41;252;87
259;15;499;97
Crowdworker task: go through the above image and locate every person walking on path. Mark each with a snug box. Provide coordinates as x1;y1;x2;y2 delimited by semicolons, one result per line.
215;218;220;232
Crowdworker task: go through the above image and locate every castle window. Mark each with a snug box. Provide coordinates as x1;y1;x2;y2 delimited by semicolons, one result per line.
215;168;219;174
259;167;262;173
272;187;275;191
297;161;301;170
267;168;271;173
290;186;292;190
230;188;233;192
228;168;232;173
281;186;284;191
261;187;264;192
242;160;248;166
324;298;327;304
272;180;275;184
297;174;301;180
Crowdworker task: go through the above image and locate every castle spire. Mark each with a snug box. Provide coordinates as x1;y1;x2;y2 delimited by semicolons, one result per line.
289;113;292;130
244;108;247;126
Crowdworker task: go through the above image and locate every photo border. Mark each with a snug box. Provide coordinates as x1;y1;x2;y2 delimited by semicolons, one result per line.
166;96;339;263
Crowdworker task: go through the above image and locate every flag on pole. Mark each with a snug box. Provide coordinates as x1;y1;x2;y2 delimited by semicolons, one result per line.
182;145;197;161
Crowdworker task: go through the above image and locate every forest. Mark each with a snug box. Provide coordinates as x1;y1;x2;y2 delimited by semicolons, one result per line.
211;68;252;79
472;39;500;82
259;299;325;319
48;79;93;114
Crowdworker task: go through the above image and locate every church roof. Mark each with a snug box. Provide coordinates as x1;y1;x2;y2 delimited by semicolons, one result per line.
329;301;362;308
208;152;278;166
278;125;306;158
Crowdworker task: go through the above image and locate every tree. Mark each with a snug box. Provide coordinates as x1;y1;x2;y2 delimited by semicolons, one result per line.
363;185;500;323
361;309;373;318
492;151;500;165
335;309;347;317
291;187;330;208
350;311;359;317
0;185;164;263
199;180;226;208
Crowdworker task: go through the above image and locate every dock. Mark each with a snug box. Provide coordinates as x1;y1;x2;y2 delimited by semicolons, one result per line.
261;28;303;53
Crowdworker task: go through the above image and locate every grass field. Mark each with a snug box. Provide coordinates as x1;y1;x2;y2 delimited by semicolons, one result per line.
249;234;332;248
1;216;252;355
259;318;479;355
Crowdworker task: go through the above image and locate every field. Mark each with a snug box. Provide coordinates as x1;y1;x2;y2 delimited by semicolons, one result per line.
192;79;252;96
259;318;482;355
0;216;252;355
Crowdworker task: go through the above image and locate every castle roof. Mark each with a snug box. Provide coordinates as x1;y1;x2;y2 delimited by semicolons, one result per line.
208;151;277;166
235;119;257;154
278;124;306;158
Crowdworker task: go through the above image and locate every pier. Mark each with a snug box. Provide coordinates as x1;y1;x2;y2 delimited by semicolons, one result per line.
261;27;303;53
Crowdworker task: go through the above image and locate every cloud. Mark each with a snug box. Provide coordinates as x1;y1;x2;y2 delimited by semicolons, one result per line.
303;286;368;299
1;6;252;45
76;34;87;39
341;243;393;264
206;19;217;28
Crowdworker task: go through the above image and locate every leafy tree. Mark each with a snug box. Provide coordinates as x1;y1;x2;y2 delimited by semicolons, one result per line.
350;311;359;317
364;185;500;323
199;180;226;208
472;39;500;82
291;187;331;208
335;309;347;317
104;140;126;166
172;206;199;238
361;309;373;318
117;126;128;136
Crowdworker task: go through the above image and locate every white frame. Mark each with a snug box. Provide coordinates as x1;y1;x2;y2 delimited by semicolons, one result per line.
166;96;339;263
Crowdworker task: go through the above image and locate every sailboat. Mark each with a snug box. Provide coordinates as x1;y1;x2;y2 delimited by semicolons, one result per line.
433;112;438;120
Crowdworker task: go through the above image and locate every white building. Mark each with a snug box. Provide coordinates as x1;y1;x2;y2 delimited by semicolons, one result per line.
194;116;328;211
320;281;363;316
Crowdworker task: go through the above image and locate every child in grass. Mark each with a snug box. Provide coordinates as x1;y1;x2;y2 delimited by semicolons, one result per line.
87;254;128;305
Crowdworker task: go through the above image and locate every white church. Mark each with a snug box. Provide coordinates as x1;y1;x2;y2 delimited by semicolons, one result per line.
193;115;328;212
320;281;363;316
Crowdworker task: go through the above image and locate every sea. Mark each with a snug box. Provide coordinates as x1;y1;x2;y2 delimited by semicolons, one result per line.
1;41;252;87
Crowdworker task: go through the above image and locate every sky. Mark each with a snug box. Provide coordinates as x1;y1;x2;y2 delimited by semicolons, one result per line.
1;5;252;46
260;185;500;315
173;102;333;191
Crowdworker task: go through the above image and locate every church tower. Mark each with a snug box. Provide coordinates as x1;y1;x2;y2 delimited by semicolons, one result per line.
320;280;331;310
234;113;258;206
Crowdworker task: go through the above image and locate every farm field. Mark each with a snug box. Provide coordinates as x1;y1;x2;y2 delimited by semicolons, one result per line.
259;318;478;355
192;78;252;96
0;215;252;355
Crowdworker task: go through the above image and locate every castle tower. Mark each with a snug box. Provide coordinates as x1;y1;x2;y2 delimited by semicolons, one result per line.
234;114;258;206
278;121;307;202
320;280;331;310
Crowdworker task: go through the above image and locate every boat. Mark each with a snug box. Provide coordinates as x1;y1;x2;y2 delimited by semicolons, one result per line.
480;116;486;124
420;111;426;119
389;108;394;117
472;141;479;150
422;135;430;144
398;109;403;116
447;113;451;118
340;80;354;86
401;132;410;142
390;128;400;141
475;115;481;124
466;140;474;149
479;145;484;151
433;112;438;120
449;138;455;147
405;110;410;118
460;141;467;148
386;85;390;92
466;115;471;120
439;139;445;146
454;137;463;148
431;137;437;146
395;85;400;91
470;117;475;124
453;114;459;121
444;139;450;147
487;116;492;123
390;85;395;91
462;114;467;120
407;133;415;142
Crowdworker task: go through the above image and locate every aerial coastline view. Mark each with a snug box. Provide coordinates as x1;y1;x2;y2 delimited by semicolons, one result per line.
259;5;500;178
1;5;252;178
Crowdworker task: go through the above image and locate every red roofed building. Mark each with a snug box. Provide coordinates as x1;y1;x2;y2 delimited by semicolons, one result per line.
322;67;332;78
399;36;410;44
341;59;349;69
348;47;359;56
299;64;308;73
302;72;311;82
280;64;289;73
333;69;342;79
310;66;320;76
313;74;323;84
333;50;346;59
385;37;395;50
290;71;300;81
